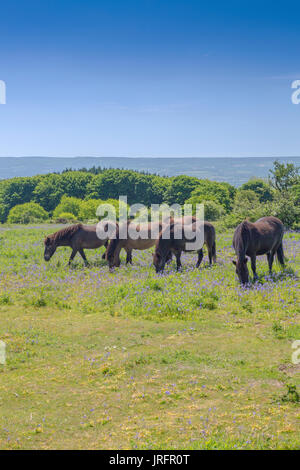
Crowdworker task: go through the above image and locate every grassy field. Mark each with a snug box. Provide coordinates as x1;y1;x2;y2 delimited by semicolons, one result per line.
0;224;299;450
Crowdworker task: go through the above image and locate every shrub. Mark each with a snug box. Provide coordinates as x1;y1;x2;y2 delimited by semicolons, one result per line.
232;190;264;221
54;212;77;224
185;198;225;221
53;196;82;219
221;212;245;228
240;178;274;203
97;198;129;220
291;183;300;204
203;200;226;221
264;192;300;229
7;202;48;224
78;199;104;221
78;198;129;222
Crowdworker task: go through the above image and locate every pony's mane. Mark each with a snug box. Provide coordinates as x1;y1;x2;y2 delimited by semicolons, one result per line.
47;223;83;244
239;220;251;238
234;220;251;256
106;224;122;259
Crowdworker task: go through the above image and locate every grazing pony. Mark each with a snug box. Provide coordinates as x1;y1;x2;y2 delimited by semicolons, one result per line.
44;222;112;266
106;221;166;269
153;220;216;273
232;216;285;284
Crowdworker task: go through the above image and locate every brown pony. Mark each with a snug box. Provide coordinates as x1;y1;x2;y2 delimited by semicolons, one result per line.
106;220;169;269
153;220;216;273
44;222;112;266
232;216;285;284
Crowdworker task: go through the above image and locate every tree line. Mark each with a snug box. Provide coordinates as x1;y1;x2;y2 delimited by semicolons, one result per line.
0;161;299;228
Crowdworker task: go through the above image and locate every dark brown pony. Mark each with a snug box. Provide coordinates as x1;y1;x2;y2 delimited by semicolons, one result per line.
153;220;216;273
44;223;111;266
232;216;285;284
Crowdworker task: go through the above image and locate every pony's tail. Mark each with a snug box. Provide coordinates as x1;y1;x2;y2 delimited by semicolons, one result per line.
212;241;217;263
277;243;285;266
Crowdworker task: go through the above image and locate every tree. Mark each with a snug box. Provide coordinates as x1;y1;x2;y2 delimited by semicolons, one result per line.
60;172;93;199
87;170;137;204
132;174;167;206
33;175;66;212
86;169;167;206
7;203;48;224
32;171;93;213
266;161;300;228
164;175;200;205
186;180;236;212
269;161;299;192
0;176;41;222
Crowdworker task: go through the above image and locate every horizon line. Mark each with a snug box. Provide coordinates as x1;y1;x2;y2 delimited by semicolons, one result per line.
1;155;300;160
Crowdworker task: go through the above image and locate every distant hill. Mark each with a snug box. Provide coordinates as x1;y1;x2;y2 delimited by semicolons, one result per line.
0;156;299;186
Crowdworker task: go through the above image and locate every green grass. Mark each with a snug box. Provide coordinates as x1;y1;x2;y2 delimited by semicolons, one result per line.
0;225;299;449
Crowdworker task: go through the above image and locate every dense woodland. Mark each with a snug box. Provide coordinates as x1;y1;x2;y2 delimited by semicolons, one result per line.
0;161;299;228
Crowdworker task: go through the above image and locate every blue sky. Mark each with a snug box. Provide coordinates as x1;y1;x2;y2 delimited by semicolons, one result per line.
0;0;300;158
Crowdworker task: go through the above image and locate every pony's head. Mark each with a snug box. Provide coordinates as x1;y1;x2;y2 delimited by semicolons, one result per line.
232;257;249;284
153;248;167;273
44;236;57;261
106;238;120;269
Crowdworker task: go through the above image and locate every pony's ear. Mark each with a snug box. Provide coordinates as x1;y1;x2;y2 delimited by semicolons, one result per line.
232;260;236;266
45;237;51;245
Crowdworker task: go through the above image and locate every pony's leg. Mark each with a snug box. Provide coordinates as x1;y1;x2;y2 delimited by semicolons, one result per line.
79;248;89;266
196;249;203;268
175;251;182;271
250;255;258;280
276;243;285;267
212;241;217;263
102;241;108;260
208;245;212;265
267;251;275;274
166;251;173;264
68;249;77;265
126;249;133;265
113;245;122;267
